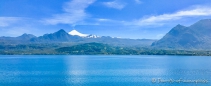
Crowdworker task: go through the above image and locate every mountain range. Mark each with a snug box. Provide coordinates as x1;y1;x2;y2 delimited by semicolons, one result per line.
0;29;155;47
152;19;211;50
1;19;211;50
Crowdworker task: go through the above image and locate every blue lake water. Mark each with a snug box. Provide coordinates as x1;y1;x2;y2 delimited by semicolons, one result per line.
0;55;211;86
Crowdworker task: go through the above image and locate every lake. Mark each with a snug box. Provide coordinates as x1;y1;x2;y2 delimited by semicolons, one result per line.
0;55;210;86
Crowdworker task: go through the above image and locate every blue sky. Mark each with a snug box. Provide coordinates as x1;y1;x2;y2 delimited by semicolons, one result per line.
0;0;211;39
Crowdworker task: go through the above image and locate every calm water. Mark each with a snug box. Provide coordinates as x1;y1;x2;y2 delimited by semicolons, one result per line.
0;55;211;86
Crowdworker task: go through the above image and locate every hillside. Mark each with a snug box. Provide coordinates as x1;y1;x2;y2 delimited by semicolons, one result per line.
152;19;211;50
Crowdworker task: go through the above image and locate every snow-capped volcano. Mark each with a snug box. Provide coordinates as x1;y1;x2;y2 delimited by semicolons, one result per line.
68;30;101;38
68;30;89;37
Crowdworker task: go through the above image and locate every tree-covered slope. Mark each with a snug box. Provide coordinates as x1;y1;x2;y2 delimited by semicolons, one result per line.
152;19;211;50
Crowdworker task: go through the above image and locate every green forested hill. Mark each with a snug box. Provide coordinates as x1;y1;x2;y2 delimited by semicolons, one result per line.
0;42;210;55
152;19;211;50
55;42;137;55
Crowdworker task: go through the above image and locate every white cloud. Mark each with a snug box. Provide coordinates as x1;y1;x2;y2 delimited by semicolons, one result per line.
156;34;164;39
94;18;126;25
0;17;21;27
96;18;120;22
103;0;126;10
132;6;211;26
43;0;95;25
134;0;142;4
97;18;111;22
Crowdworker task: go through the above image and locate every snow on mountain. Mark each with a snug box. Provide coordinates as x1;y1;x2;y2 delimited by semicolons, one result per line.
68;30;101;38
68;30;89;37
86;34;101;38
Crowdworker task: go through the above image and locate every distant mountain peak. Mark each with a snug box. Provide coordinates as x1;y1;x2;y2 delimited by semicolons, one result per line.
199;19;211;22
56;29;66;33
152;19;211;49
68;30;89;37
190;19;211;28
176;24;185;27
20;33;35;37
87;34;101;38
18;33;36;39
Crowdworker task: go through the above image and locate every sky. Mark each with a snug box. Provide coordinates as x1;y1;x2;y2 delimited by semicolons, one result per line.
0;0;211;39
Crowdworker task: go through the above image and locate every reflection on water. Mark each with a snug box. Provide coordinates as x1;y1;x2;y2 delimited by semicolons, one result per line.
0;55;211;86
